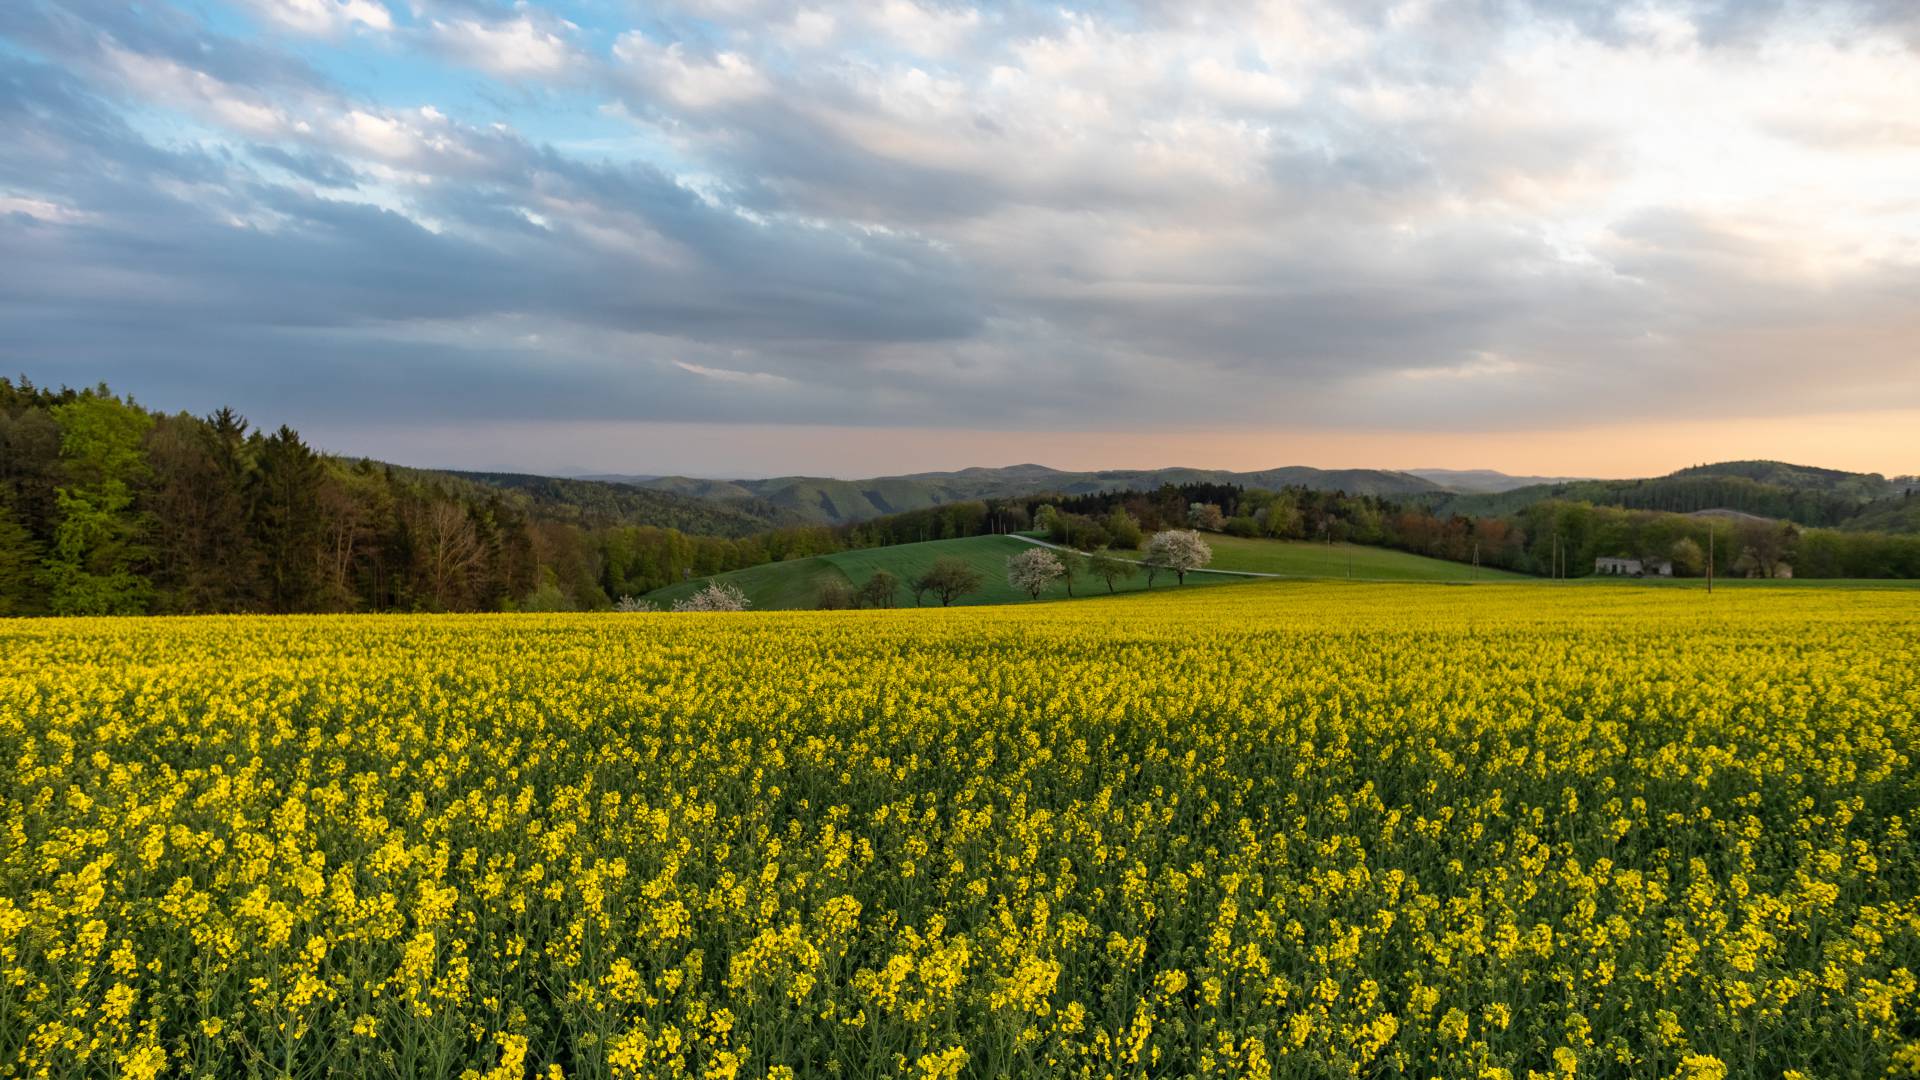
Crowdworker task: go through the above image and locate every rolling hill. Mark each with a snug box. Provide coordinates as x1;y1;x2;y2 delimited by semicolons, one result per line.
426;469;800;536
1196;535;1532;581
642;535;1238;610
602;464;1444;526
1406;468;1591;493
1419;460;1919;533
644;531;1526;611
441;458;1918;542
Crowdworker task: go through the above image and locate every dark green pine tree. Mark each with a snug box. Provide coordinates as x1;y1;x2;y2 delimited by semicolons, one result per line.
251;424;326;613
0;503;38;616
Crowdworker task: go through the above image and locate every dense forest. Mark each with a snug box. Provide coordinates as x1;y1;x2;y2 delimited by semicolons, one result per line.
5;377;1917;617
0;379;851;615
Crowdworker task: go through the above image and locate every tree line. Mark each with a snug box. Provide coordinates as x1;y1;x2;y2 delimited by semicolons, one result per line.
0;379;853;615
7;377;1917;617
1030;484;1920;579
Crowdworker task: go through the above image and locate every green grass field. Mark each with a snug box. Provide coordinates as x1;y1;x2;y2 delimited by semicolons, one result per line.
643;535;1235;610
1195;534;1533;581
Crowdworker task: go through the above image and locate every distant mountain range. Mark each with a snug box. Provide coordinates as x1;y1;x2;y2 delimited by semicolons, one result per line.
586;464;1448;526
1405;468;1591;493
428;470;801;537
1418;460;1919;532
437;459;1919;536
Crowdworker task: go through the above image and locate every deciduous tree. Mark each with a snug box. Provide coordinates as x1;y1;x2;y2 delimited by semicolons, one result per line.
673;581;750;611
857;570;899;608
42;392;153;615
1087;549;1137;593
1007;547;1064;599
917;556;984;607
1146;529;1212;585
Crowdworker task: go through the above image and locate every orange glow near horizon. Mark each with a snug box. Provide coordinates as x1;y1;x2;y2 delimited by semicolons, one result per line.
1093;410;1920;480
346;407;1920;480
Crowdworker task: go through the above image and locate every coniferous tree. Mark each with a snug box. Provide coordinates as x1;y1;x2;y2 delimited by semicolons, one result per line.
204;407;266;609
251;425;326;612
0;504;38;616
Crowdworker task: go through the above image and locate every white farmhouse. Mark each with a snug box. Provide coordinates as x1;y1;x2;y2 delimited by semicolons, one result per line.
1595;556;1673;577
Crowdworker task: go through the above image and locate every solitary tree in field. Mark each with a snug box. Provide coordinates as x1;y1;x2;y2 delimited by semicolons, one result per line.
1146;529;1212;585
916;557;984;607
1007;547;1064;599
815;577;858;609
1087;549;1137;593
858;571;899;608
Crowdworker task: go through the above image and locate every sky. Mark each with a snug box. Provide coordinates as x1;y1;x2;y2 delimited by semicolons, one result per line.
2;0;1917;480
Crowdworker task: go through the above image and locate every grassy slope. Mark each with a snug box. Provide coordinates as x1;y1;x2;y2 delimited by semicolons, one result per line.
645;535;1235;610
646;533;1540;611
1198;535;1533;581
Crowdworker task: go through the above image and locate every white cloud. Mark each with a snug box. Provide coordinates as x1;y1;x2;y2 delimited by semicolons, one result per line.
431;13;577;78
0;195;97;225
673;360;793;385
860;1;981;57
613;34;770;109
782;10;838;49
103;46;293;137
237;0;392;36
1399;353;1529;381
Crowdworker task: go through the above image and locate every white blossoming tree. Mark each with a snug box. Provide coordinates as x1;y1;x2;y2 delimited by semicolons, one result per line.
1006;547;1065;600
1145;529;1212;585
671;581;751;612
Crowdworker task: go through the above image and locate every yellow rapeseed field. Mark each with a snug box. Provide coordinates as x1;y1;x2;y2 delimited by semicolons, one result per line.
3;583;1918;1079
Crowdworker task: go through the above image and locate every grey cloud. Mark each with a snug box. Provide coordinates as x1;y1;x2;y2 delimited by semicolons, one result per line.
3;0;1918;449
0;15;987;423
249;144;366;186
0;0;330;96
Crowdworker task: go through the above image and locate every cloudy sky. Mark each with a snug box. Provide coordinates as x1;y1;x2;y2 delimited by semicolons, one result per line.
3;0;1917;478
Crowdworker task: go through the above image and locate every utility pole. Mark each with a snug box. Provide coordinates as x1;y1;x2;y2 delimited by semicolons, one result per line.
1472;540;1479;582
1707;520;1714;595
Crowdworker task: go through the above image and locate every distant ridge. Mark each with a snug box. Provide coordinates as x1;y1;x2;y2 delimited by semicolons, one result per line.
430;469;802;536
590;464;1443;526
1406;468;1592;493
1420;459;1917;533
442;458;1918;535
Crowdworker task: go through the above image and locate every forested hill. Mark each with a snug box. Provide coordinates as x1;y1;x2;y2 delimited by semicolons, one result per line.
1420;460;1919;532
1668;460;1905;499
0;378;832;616
605;463;1443;525
433;469;800;537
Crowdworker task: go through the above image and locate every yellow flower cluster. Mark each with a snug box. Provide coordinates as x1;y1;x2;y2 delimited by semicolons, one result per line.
2;583;1917;1078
